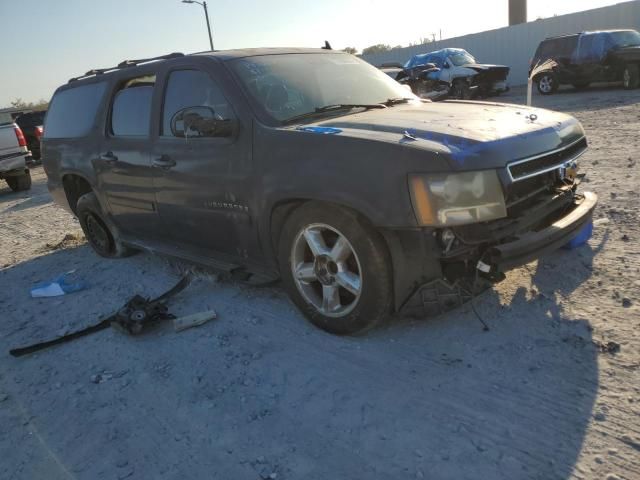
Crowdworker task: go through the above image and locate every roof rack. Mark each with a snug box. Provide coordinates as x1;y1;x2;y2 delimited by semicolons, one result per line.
68;52;185;83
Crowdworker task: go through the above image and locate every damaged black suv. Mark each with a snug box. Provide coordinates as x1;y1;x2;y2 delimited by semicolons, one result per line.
43;49;597;334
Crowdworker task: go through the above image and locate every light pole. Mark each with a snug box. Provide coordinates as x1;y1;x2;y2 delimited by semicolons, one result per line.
182;0;214;51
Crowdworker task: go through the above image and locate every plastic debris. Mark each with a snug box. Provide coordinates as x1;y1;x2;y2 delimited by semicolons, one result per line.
173;310;217;332
564;220;593;249
30;271;87;298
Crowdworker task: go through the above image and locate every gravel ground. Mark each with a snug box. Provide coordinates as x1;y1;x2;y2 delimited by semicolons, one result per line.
0;85;639;480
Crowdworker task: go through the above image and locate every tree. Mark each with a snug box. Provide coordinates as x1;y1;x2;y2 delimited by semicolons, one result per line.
362;44;392;55
342;47;358;55
7;98;49;111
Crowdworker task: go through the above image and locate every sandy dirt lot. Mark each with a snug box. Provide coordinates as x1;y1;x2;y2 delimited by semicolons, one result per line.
1;85;639;480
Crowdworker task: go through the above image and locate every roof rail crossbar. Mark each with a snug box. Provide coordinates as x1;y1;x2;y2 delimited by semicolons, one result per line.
117;52;184;68
68;52;185;83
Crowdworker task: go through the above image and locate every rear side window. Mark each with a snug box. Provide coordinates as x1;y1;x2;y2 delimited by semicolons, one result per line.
44;82;106;139
110;75;155;137
534;36;578;64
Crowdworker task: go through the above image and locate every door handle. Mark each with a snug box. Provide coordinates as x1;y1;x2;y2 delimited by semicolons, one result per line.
99;152;118;164
153;155;176;170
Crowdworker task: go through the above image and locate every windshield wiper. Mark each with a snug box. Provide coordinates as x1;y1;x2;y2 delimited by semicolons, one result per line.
283;103;386;125
384;97;414;106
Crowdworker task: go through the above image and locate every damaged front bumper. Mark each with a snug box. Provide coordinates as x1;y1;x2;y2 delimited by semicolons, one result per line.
486;191;597;271
401;191;597;317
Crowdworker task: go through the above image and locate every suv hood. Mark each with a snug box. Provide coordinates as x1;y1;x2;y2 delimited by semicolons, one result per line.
310;101;585;171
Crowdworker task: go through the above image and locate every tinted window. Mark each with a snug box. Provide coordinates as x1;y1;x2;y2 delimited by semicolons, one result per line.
575;33;609;63
111;78;154;137
607;30;640;48
534;36;578;64
162;69;233;136
0;112;13;126
44;82;106;139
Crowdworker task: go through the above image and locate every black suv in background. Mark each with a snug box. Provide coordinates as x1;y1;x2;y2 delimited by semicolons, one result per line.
42;49;596;334
531;29;640;94
15;110;46;160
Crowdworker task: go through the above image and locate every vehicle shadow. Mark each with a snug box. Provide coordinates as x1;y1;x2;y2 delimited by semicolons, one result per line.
502;83;640;113
1;193;51;213
378;241;601;478
0;243;601;479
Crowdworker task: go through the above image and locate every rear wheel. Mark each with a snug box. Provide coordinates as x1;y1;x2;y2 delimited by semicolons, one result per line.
77;192;135;258
537;73;558;95
623;64;639;89
6;171;31;191
278;202;393;335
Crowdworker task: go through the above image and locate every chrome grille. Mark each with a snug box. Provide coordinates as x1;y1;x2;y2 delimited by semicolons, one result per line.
507;137;588;182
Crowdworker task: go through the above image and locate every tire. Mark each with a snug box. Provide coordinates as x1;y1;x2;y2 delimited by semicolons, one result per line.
6;171;31;191
278;202;393;335
536;73;558;95
450;80;472;100
76;192;135;258
623;64;639;90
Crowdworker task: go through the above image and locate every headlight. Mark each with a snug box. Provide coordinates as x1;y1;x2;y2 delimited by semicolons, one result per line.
408;170;507;226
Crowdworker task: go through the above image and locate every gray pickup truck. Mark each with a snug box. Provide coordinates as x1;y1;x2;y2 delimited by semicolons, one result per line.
0;113;32;191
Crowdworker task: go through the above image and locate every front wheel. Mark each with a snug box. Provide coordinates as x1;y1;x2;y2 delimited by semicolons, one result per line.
537;73;558;95
623;64;639;89
450;80;472;100
278;202;393;335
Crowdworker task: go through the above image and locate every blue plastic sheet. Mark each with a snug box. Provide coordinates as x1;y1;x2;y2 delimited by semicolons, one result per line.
563;221;593;250
31;271;87;298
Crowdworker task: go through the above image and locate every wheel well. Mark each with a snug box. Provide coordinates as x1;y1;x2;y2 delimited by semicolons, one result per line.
62;174;93;214
269;199;306;259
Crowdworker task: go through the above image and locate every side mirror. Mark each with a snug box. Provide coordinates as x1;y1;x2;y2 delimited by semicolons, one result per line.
170;106;235;138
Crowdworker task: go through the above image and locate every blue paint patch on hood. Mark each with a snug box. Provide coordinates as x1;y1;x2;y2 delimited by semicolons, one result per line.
297;126;342;135
404;118;577;166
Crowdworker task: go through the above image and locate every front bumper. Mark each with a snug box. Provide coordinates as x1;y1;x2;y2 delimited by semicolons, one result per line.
399;191;597;317
486;191;597;271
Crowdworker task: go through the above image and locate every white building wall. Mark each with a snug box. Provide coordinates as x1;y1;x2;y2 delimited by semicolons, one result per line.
360;0;640;85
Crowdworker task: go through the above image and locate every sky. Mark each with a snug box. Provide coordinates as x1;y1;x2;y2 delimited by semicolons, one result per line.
0;0;627;106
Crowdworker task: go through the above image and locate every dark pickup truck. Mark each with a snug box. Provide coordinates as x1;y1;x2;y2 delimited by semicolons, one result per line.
42;49;596;334
15;110;46;161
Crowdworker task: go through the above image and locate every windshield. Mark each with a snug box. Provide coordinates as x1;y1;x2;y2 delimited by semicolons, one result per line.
448;51;476;66
609;30;640;47
229;53;416;124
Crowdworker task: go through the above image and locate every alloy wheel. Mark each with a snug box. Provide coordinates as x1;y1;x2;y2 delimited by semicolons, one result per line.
623;68;631;88
539;75;553;93
290;223;362;317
